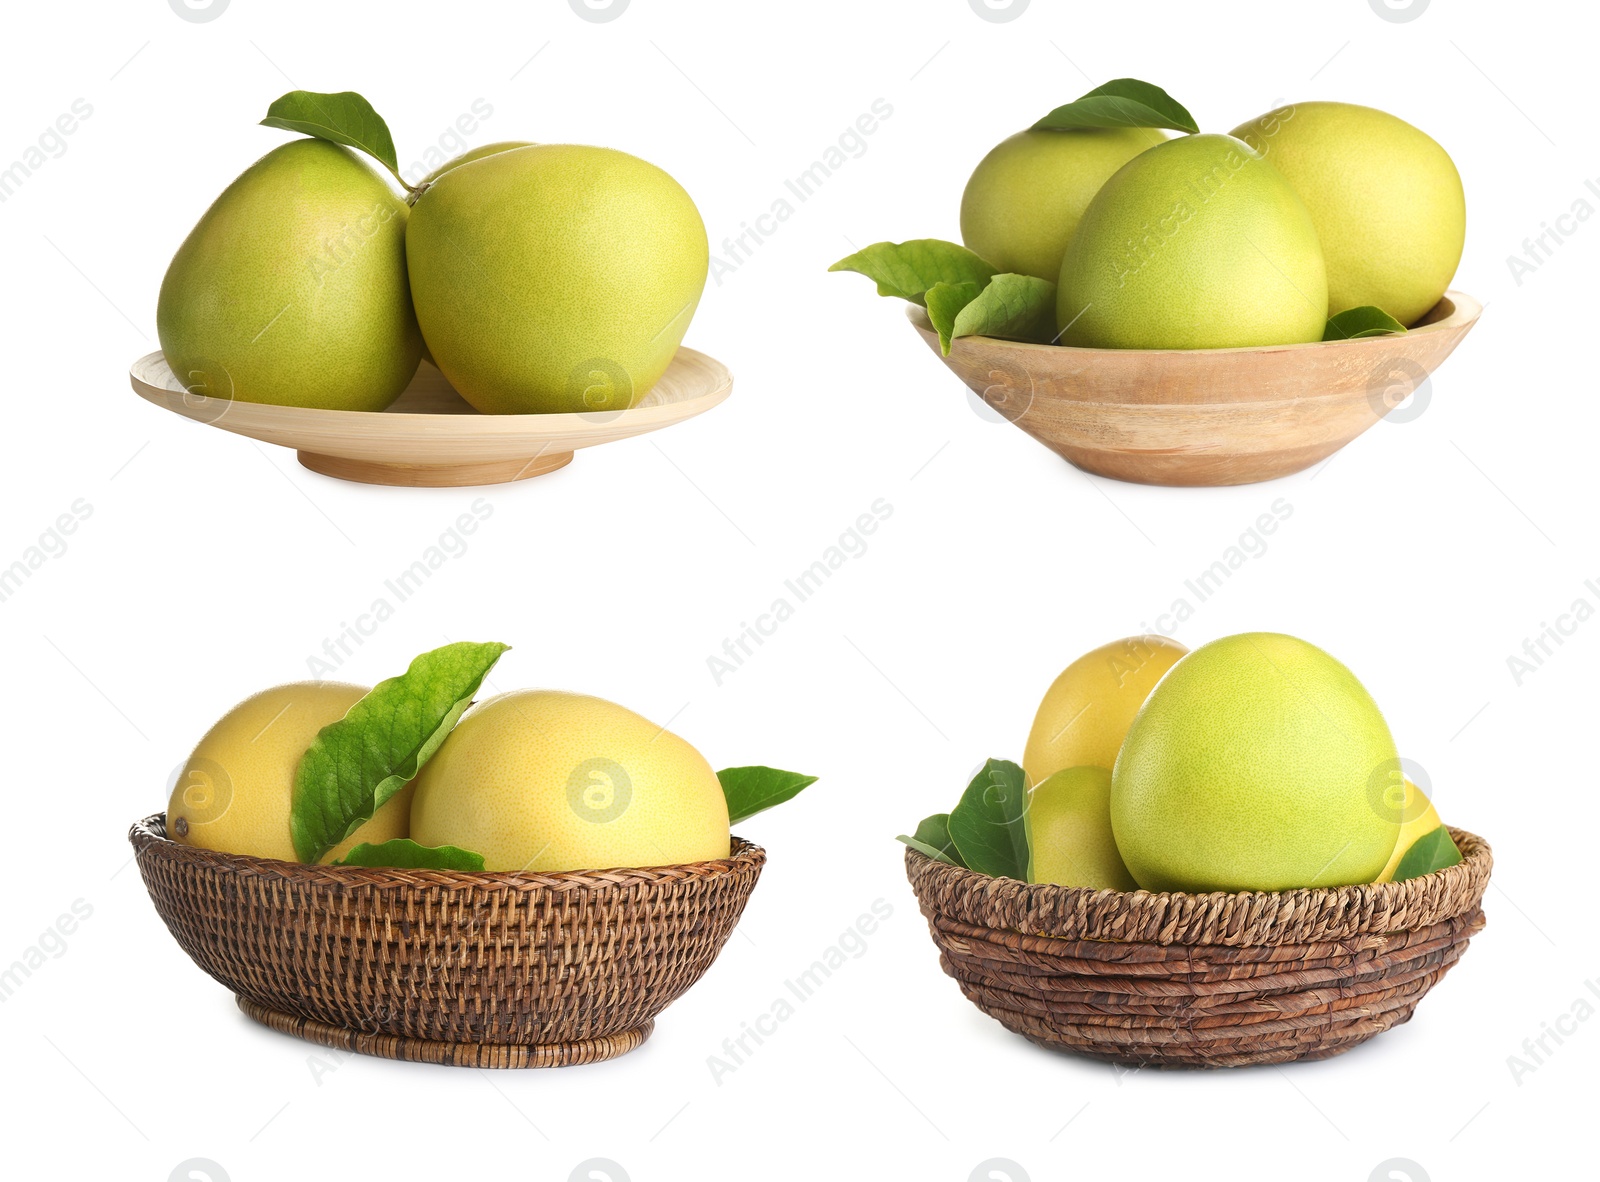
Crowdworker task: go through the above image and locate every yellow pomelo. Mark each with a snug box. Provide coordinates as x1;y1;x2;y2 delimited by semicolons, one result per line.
1111;633;1401;892
1231;102;1464;325
168;682;413;863
1374;777;1444;883
1023;635;1188;786
1025;766;1137;891
1056;133;1327;349
961;127;1166;282
406;144;708;414
409;690;730;873
157;139;422;411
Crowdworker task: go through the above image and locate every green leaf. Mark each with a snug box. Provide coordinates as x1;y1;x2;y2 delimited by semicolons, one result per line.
261;90;403;181
290;641;509;864
925;274;1059;354
1392;825;1463;882
896;812;965;867
952;274;1057;349
1033;78;1199;135
925;281;983;354
829;239;997;306
1323;306;1409;341
718;766;818;824
947;759;1030;880
334;839;486;871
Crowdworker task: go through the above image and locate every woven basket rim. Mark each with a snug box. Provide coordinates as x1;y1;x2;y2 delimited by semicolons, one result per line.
130;812;764;891
906;825;1492;947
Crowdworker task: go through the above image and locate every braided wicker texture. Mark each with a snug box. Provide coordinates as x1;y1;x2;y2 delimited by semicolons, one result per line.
132;814;764;1067
906;827;1491;1068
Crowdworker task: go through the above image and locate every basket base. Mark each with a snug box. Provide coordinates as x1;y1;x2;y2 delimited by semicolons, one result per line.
296;449;574;487
238;998;652;1068
1015;1012;1406;1070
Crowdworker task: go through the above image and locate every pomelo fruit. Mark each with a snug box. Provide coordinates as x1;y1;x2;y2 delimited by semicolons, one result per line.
157;139;422;411
1056;133;1328;350
1231;102;1464;325
168;682;413;863
960;127;1166;282
1111;633;1400;892
1025;766;1137;890
1374;776;1444;883
421;140;534;184
413;142;534;372
409;690;729;873
1022;635;1187;786
406;144;709;414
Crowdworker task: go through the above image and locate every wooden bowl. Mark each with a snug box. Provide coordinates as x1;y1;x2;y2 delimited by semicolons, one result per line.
905;827;1491;1068
129;348;733;488
909;291;1481;486
131;814;764;1068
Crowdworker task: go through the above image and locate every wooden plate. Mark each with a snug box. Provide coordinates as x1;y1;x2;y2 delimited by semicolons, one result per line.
909;291;1482;486
130;348;733;487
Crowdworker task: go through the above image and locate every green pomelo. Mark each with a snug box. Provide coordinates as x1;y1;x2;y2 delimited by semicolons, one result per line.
1110;632;1401;892
1025;766;1137;891
415;142;534;371
960;127;1166;282
1231;102;1465;326
1056;133;1327;350
406;144;709;415
157;139;422;411
421;140;535;185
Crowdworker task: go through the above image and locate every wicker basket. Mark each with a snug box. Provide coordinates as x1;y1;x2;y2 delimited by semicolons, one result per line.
131;813;764;1067
906;826;1491;1068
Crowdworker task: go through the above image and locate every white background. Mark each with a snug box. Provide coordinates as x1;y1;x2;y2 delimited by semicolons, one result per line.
0;0;1592;1179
